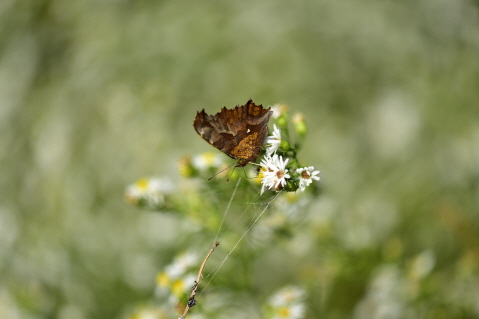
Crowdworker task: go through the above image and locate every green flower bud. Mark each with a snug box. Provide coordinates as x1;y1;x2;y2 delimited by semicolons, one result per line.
280;140;291;151
292;112;307;139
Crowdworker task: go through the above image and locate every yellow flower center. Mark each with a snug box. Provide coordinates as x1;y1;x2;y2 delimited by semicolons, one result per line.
171;279;186;297
136;178;149;191
202;152;217;166
278;306;290;318
156;272;170;287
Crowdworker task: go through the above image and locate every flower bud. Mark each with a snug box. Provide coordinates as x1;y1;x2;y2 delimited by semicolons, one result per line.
178;156;196;177
292;112;307;139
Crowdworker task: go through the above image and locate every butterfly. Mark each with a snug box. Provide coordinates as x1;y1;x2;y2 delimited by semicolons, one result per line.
193;99;272;167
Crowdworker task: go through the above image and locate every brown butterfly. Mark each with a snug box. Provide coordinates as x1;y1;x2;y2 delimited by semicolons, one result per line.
193;99;272;167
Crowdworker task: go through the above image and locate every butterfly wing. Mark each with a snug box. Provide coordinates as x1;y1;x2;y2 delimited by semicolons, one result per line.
193;99;272;166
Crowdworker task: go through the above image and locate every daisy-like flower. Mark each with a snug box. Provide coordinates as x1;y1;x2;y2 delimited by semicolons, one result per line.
266;286;306;319
192;152;223;171
164;252;198;279
156;271;171;289
266;124;282;156
296;166;320;192
170;273;197;299
156;252;198;292
156;252;198;303
269;286;305;306
260;154;290;195
124;177;174;208
271;303;306;319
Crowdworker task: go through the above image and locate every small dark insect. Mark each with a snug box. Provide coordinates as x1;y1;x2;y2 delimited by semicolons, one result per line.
191;281;198;290
187;297;197;308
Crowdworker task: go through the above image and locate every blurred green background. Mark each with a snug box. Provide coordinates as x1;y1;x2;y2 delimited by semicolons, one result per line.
2;0;479;318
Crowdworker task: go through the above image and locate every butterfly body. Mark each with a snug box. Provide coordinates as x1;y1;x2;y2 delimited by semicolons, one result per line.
193;99;272;167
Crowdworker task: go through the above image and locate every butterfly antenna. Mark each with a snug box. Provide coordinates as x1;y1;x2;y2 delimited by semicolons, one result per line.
225;166;237;182
208;162;237;181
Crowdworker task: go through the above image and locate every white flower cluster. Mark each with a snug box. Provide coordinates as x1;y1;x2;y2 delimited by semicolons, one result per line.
261;126;320;194
260;154;291;195
156;252;198;303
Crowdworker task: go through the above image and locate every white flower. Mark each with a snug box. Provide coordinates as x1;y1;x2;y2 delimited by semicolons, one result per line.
170;273;197;300
165;252;198;278
269;286;305;306
124;177;174;208
266;124;282;156
271;303;306;319
260;154;290;195
296;167;320;192
267;286;306;319
192;152;223;171
156;252;198;301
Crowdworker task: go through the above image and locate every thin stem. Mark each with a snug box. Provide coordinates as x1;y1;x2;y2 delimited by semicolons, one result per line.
180;241;220;319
